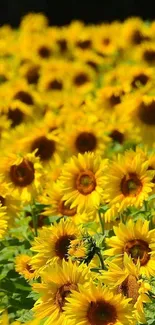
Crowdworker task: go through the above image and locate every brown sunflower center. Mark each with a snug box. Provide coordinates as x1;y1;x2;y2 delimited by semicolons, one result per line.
138;100;155;125
118;275;140;304
0;74;8;83
38;46;51;58
8;108;24;127
14;90;34;105
76;170;96;195
86;60;98;72
55;235;75;260
57;39;68;52
110;130;124;144
55;283;77;311
0;196;5;206
76;39;92;49
131;73;149;88
58;200;77;217
26;263;34;274
87;300;117;325
131;30;149;45
75;132;97;153
108;94;121;107
10;159;35;187
121;173;142;196
102;38;110;46
47;79;63;90
31;136;56;161
143;49;155;63
73;73;89;86
124;239;151;266
26;66;40;85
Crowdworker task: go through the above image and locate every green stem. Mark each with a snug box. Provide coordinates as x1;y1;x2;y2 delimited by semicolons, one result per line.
31;205;38;237
96;250;105;270
98;210;104;235
144;201;147;212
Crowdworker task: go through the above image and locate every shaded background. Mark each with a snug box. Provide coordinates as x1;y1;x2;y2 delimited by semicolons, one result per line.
0;0;155;27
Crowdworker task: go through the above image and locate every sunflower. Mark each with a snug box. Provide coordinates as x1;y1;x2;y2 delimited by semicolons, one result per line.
18;122;64;164
32;259;91;325
74;49;103;73
70;62;96;94
104;219;155;278
103;150;154;221
5;79;39;108
0;152;43;203
59;152;108;213
15;254;35;280
30;218;80;276
64;115;110;157
2;99;33;128
96;85;126;122
40;181;94;226
122;65;155;94
124;94;155;146
105;111;141;152
132;41;155;68
101;253;151;324
121;17;151;48
19;60;41;86
0;207;8;239
93;22;121;55
64;281;133;325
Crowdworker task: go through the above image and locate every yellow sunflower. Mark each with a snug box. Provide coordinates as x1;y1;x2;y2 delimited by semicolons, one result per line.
122;65;155;94
103;150;154;222
32;259;91;325
96;85;126;122
3;99;33;128
30;218;80;276
101;253;151;324
15;254;35;280
64;281;134;325
135;42;155;65
105;111;141;151
64;115;110;157
124;94;155;146
121;17;151;48
18;122;64;164
59;152;108;213
69;62;96;94
0;152;43;203
94;22;121;55
104;219;155;278
40;181;94;226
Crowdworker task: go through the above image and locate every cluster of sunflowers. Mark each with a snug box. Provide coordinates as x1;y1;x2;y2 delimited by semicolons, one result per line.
1;12;155;325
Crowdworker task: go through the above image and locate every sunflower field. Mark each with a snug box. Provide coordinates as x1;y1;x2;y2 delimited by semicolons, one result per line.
1;13;155;325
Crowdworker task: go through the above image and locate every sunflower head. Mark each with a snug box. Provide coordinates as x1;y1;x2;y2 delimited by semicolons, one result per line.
0;152;44;203
30;218;81;276
32;259;91;325
15;254;35;280
59;152;108;213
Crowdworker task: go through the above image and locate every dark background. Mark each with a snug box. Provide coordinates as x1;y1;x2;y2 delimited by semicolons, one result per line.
0;0;155;27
